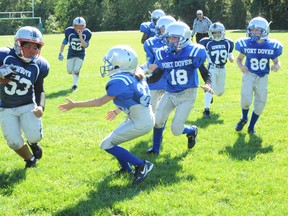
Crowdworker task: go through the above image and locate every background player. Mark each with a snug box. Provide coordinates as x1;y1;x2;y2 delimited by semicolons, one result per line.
58;16;92;90
147;21;213;154
58;45;154;184
0;26;50;168
140;9;165;44
199;22;234;117
235;17;282;134
143;15;176;112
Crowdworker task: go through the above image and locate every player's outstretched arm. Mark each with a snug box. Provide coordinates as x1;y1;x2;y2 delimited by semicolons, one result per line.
58;95;115;112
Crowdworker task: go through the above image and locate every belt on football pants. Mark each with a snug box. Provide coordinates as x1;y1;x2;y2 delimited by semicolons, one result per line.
209;63;224;69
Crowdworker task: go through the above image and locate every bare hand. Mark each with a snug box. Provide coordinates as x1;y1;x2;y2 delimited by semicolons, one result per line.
106;110;117;121
200;84;214;94
271;64;280;72
240;65;249;73
33;106;44;118
148;64;158;71
58;98;75;112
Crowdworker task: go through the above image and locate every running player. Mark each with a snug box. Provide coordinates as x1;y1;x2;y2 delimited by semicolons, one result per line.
235;17;282;134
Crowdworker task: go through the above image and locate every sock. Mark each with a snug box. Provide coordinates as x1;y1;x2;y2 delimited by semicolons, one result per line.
116;158;132;172
204;91;213;108
182;125;197;135
152;125;165;152
73;74;79;86
248;111;259;129
242;109;249;120
105;146;144;166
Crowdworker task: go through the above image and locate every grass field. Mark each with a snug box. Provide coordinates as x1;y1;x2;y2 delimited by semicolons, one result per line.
0;30;287;216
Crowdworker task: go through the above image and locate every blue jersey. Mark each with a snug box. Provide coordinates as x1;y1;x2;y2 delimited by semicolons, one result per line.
200;37;234;67
155;44;207;93
0;47;50;108
106;72;151;114
140;21;156;39
144;36;166;64
235;38;283;77
144;36;167;91
62;26;92;60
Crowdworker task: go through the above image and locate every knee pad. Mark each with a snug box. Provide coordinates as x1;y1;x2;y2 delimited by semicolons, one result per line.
171;120;184;136
99;136;114;150
7;137;24;150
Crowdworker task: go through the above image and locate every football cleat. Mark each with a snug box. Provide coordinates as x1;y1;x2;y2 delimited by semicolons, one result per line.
28;142;42;159
247;127;255;134
133;160;154;184
113;168;134;175
235;119;247;131
71;85;78;91
25;157;37;168
187;126;198;149
146;147;159;155
203;108;211;118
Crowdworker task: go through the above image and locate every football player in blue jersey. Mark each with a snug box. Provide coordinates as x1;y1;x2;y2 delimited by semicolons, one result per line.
235;17;282;134
0;26;50;168
58;17;92;91
140;9;165;44
143;15;176;112
58;45;155;184
146;21;213;154
199;22;234;117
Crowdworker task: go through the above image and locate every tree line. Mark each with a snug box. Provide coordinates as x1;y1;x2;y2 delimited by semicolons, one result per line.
0;0;287;35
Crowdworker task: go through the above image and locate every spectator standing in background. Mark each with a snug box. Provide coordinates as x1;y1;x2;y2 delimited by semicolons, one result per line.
191;10;212;43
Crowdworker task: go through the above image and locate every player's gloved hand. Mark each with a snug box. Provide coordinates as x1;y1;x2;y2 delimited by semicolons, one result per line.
0;65;17;79
58;52;64;61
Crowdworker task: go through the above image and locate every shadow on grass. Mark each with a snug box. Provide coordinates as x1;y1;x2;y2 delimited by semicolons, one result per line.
0;168;26;196
54;140;195;215
186;113;224;129
219;133;273;160
46;89;73;99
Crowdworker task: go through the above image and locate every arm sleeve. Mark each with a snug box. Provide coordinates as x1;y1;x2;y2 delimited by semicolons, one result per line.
34;78;46;109
146;67;165;84
199;64;212;86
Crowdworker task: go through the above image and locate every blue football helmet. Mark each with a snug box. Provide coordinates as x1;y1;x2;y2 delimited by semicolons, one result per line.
246;17;270;41
100;45;138;77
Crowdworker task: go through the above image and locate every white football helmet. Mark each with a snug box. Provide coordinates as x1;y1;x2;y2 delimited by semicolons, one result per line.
100;45;138;77
208;22;225;41
155;15;176;36
150;9;165;24
165;21;191;52
246;17;270;41
14;26;44;63
73;17;86;32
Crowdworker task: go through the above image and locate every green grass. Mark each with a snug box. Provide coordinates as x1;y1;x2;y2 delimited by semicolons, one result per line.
0;30;287;216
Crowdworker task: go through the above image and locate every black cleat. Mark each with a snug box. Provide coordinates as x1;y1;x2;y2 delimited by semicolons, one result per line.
25;157;37;168
113;168;134;175
146;147;159;155
247;127;255;134
235;119;247;131
187;126;198;149
28;142;42;159
203;108;211;118
133;160;154;184
71;85;78;91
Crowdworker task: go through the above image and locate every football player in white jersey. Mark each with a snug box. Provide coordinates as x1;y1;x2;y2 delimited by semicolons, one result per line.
58;45;154;184
235;17;282;134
